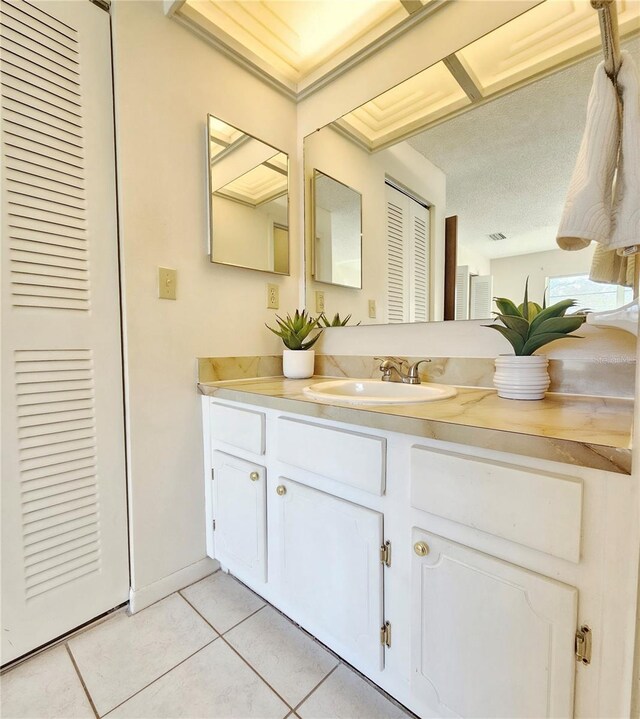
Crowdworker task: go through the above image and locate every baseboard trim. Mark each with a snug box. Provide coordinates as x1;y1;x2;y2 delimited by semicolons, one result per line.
129;557;218;613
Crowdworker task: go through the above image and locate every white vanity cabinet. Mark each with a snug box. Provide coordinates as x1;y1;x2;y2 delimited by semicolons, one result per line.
203;395;637;719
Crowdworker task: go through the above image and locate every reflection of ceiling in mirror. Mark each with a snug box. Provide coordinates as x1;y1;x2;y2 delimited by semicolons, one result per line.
181;0;416;87
336;0;640;150
337;62;470;149
406;37;640;260
316;174;361;214
214;161;288;206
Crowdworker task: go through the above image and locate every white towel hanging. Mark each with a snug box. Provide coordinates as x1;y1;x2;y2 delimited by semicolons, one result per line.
610;51;640;251
556;59;619;251
557;51;640;254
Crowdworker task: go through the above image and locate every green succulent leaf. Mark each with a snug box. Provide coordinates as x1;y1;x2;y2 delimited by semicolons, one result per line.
529;299;578;334
530;315;586;337
521;332;583;356
494;297;522;317
484;323;525;355
493;312;530;340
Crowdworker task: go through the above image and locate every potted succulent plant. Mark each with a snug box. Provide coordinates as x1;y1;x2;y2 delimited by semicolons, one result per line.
484;281;586;400
266;309;323;379
317;312;361;327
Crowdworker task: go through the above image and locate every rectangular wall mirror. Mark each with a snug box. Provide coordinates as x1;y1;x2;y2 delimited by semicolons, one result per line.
312;169;362;289
304;3;639;326
208;114;289;274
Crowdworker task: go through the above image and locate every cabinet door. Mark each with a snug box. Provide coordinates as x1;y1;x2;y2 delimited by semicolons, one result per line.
274;479;384;672
213;452;266;583
412;529;577;718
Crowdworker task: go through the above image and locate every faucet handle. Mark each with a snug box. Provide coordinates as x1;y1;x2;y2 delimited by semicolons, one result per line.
374;356;407;368
406;359;431;384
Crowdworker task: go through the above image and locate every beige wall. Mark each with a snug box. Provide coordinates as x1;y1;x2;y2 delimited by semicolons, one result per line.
490;246;596;303
111;0;299;597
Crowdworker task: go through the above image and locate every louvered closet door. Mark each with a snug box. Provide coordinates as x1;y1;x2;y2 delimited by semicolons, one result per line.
386;184;430;323
1;0;129;664
386;184;407;323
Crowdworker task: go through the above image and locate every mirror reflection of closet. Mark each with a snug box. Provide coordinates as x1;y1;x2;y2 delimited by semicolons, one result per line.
207;114;290;275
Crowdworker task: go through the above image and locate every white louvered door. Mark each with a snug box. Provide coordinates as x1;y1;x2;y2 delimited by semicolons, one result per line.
470;274;493;319
386;183;430;323
1;0;129;664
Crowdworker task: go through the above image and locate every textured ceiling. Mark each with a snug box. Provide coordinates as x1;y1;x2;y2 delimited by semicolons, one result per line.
407;36;640;261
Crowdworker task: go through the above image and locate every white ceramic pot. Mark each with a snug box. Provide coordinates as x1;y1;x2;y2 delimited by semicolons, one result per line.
493;355;550;400
283;349;315;379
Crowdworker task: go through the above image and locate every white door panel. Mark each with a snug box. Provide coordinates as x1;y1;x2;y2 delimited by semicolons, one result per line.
1;0;129;663
273;478;384;673
212;452;267;583
411;529;577;718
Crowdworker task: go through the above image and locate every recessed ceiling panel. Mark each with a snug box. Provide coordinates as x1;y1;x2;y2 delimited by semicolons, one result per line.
337;61;471;150
457;0;640;96
184;0;408;85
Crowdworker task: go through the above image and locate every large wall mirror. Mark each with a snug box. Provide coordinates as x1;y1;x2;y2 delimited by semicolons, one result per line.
208;114;289;274
304;2;639;325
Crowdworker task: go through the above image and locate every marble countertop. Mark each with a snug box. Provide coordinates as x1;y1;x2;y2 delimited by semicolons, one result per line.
198;376;634;475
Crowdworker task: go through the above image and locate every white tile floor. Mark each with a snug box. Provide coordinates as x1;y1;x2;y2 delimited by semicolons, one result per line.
1;571;413;719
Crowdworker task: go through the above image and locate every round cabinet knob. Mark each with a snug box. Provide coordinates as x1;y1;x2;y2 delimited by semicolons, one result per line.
276;485;287;496
249;471;260;482
414;541;429;557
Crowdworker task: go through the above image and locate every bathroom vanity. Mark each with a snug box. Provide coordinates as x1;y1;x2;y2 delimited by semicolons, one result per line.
199;377;635;718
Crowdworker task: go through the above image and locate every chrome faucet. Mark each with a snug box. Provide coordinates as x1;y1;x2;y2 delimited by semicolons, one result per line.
375;357;431;384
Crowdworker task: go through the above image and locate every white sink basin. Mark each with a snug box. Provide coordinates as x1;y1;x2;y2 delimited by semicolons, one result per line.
303;379;457;405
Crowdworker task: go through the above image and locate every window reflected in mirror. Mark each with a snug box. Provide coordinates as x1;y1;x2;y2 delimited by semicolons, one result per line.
312;170;362;289
207;114;289;274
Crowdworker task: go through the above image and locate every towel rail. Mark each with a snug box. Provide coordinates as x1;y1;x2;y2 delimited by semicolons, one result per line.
591;0;622;81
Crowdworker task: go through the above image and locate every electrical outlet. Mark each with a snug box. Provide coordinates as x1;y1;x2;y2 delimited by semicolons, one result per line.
267;283;279;309
158;267;177;300
315;290;325;313
368;299;377;319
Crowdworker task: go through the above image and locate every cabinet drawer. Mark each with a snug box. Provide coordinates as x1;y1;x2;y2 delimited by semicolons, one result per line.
210;401;265;455
277;417;386;495
411;446;582;562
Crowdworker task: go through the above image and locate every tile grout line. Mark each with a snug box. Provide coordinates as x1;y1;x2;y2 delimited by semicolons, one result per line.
100;637;218;717
291;662;341;715
176;587;265;636
178;592;294;712
65;643;100;719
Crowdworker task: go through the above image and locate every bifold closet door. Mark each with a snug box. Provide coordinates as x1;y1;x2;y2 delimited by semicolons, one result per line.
385;183;430;323
1;0;129;664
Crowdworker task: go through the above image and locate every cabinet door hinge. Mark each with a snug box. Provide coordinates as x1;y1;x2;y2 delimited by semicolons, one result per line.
212;519;216;531
211;468;215;480
575;625;591;665
380;621;391;648
380;541;391;567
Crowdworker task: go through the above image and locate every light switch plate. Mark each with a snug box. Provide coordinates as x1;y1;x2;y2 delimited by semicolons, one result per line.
368;299;376;319
158;267;177;300
267;283;279;309
315;290;325;313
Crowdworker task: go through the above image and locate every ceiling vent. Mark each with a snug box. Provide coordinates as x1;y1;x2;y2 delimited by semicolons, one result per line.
488;232;507;241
